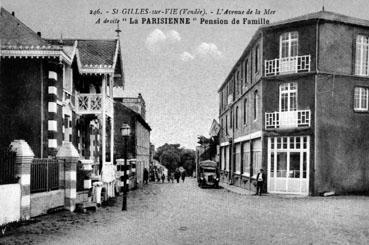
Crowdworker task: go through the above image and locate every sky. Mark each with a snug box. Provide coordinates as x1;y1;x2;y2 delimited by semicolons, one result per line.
2;0;369;150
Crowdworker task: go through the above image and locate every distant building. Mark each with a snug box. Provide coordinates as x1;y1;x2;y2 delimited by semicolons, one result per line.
149;143;155;166
115;93;146;120
218;11;369;195
114;102;151;188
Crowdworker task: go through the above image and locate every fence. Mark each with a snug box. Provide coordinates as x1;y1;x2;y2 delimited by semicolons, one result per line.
31;158;62;193
0;147;17;185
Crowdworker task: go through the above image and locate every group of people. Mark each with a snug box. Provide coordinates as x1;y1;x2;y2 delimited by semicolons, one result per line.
167;168;186;183
143;166;187;184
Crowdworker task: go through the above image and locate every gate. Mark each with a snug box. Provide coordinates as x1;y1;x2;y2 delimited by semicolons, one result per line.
31;158;62;193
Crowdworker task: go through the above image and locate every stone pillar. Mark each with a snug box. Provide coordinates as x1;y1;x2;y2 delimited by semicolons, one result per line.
56;142;79;212
10;140;34;220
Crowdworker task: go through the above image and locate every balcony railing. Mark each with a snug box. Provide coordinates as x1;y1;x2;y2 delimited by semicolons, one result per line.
265;110;311;129
76;93;113;116
265;55;311;76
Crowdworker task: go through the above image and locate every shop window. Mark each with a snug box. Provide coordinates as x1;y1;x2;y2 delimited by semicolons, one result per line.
277;152;287;177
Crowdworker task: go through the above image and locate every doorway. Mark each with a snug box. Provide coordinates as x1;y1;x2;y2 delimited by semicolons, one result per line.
267;136;309;195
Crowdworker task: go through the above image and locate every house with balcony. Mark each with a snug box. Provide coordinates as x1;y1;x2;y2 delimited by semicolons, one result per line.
0;7;124;197
218;10;369;195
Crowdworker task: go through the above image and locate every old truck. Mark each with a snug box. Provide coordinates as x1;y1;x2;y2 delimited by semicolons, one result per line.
197;160;219;188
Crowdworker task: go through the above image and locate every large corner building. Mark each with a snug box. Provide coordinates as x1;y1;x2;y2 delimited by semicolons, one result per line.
218;10;369;195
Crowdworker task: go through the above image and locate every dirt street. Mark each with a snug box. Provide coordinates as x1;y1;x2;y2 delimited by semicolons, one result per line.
1;178;368;245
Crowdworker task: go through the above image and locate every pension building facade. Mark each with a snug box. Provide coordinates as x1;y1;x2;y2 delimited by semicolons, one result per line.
218;11;369;195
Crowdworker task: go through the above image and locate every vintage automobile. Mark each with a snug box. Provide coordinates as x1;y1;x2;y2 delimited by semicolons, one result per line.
197;160;219;188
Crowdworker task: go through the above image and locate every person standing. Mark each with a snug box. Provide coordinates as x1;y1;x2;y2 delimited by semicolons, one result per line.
181;171;186;182
174;168;180;183
143;168;149;185
255;169;265;196
170;172;175;183
161;173;165;183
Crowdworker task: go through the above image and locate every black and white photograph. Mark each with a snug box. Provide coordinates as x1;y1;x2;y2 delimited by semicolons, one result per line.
0;0;369;244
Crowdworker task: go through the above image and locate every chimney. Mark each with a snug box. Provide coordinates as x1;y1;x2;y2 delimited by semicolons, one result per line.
37;32;41;37
11;11;15;16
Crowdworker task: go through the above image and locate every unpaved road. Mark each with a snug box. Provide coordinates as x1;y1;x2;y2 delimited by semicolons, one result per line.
1;178;368;245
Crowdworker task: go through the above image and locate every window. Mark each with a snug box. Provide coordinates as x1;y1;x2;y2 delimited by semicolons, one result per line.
235;69;242;96
220;92;223;112
254;90;258;120
63;65;73;95
225;115;228;135
235;106;239;129
255;46;259;73
229;79;234;97
279;82;297;112
235;144;241;174
243;99;247;125
355;35;369;76
244;59;249;86
230;110;233;128
251;139;262;177
223;87;227;110
280;32;298;58
242;142;250;175
225;146;229;171
354;87;369;111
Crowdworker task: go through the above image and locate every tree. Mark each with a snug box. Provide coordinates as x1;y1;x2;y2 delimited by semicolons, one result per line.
159;149;180;172
154;143;196;175
180;149;196;176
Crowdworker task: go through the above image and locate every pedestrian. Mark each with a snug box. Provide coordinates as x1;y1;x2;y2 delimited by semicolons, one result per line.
255;169;265;196
174;168;180;183
155;170;160;182
161;173;165;183
143;167;149;185
181;171;186;182
170;172;175;183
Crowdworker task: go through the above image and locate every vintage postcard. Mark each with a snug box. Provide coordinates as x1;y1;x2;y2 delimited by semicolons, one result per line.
0;0;368;244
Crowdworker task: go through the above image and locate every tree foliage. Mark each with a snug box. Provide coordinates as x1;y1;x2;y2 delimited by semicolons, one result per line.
154;143;196;175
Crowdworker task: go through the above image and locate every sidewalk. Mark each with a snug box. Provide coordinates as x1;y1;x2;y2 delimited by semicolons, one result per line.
219;182;255;196
219;182;309;198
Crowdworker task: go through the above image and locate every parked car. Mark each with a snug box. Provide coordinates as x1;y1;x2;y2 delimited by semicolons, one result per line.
197;160;219;188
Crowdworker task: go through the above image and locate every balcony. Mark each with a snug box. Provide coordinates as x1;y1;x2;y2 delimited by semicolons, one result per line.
265;55;311;76
76;93;114;117
265;110;310;130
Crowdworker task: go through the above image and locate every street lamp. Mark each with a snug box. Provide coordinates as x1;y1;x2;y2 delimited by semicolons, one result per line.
120;123;131;211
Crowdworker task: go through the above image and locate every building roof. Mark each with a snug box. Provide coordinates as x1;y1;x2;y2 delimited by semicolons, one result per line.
115;102;151;131
218;10;369;92
1;7;123;75
0;7;56;50
262;10;369;29
47;38;120;74
76;39;117;68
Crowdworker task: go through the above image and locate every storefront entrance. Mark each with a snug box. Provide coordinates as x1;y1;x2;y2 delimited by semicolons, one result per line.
267;136;310;195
